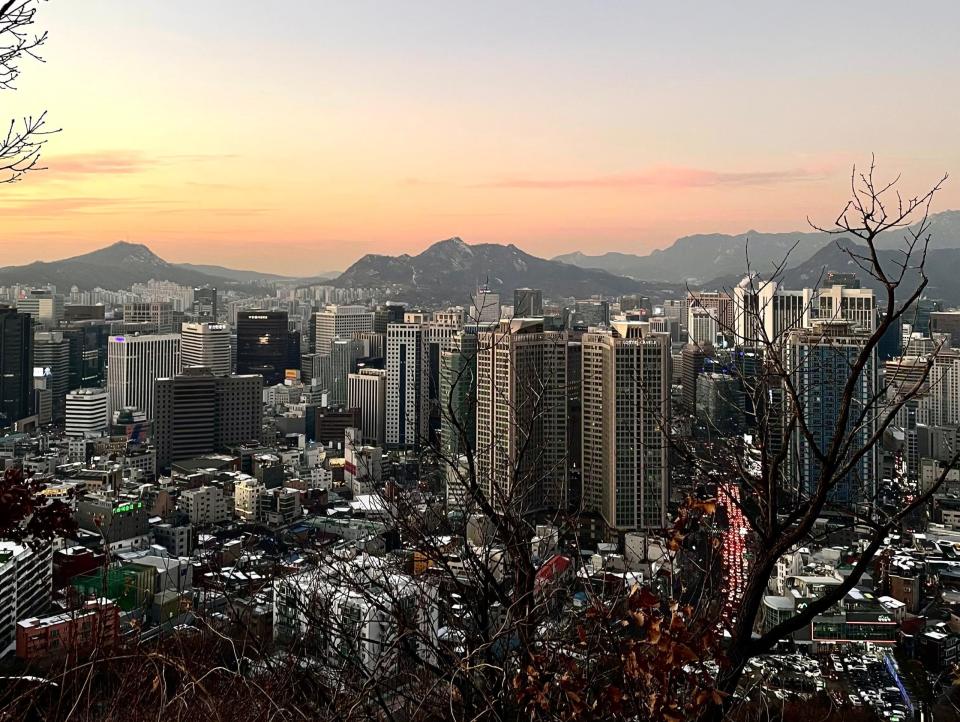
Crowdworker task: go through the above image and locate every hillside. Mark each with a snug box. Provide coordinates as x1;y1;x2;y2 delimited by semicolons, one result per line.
554;210;960;284
333;237;681;303
0;242;247;291
704;237;960;307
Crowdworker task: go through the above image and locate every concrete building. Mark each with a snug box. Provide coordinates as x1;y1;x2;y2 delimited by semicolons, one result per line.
122;301;178;334
347;367;387;446
65;387;110;437
0;541;53;651
476;319;568;512
180;485;233;526
107;333;181;420
314;305;374;356
181;322;232;376
386;322;429;448
17;289;63;328
0;306;33;428
154;367;262;468
581;323;671;531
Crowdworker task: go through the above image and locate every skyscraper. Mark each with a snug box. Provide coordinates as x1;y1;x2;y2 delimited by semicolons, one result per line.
347;367;387;446
786;321;877;506
236;310;292;385
386;321;428;448
192;287;218;320
439;331;478;458
154;367;262;468
16;289;63;329
314;305;374;356
107;334;181;420
513;288;544;318
0;306;33;428
475;319;568;512
469;286;501;324
122;301;179;334
581;323;671;531
181;322;232;376
33;331;71;424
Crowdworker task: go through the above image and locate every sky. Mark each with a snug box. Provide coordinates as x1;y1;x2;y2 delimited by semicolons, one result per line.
1;1;959;275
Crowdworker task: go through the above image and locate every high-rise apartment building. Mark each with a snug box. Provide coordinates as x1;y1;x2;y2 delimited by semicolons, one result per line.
65;387;110;438
475;319;568;512
236;310;293;385
581;323;671;531
386;322;429;448
0;541;52;651
181;322;232;376
347;368;387;446
154;367;262;468
314;305;374;356
107;333;181;420
0;306;33;428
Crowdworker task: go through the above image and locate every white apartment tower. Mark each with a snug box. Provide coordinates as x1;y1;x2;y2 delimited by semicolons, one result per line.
181;322;232;376
581;322;671;531
386;322;428;448
107;333;181;420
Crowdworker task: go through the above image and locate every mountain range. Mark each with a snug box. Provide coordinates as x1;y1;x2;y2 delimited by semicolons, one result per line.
0;242;296;291
332;237;682;303
554;210;960;284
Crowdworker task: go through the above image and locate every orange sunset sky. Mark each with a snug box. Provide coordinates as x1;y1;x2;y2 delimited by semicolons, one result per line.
2;1;959;275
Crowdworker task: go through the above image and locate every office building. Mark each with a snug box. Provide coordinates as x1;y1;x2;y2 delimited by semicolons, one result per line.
75;496;149;544
60;321;109;390
581;323;671;531
315;305;374;356
107;333;181;420
786;321;877;506
33;331;70;423
514;288;544;318
469;286;501;324
686;291;733;339
236;310;294;385
476;319;568;511
0;306;33;427
192;287;218;320
313;337;363;406
17;289;63;328
181;322;232;376
347;368;387;446
439;332;478;457
122;301;179;334
154;367;262;468
65;388;110;437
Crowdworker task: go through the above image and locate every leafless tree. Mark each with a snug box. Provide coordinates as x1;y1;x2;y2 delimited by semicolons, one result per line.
0;0;52;183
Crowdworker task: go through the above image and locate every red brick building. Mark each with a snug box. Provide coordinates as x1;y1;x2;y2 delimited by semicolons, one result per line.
16;599;119;661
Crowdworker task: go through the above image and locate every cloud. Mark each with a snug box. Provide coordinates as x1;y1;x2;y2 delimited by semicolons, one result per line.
40;150;240;178
476;165;834;190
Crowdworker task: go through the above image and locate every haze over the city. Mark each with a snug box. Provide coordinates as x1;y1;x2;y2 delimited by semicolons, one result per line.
2;0;958;274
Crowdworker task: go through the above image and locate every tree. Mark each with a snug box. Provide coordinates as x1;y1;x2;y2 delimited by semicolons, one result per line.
0;0;51;183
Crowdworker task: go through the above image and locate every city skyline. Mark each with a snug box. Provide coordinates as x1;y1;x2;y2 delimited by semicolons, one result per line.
1;1;958;274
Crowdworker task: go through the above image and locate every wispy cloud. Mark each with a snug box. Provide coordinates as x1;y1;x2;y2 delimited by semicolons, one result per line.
0;195;176;217
476;165;834;190
40;150;240;178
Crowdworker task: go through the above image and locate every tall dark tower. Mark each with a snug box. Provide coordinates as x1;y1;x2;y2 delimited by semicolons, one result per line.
236;310;291;385
0;306;34;428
